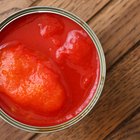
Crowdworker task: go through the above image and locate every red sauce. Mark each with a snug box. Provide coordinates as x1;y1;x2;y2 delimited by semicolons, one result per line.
0;13;100;126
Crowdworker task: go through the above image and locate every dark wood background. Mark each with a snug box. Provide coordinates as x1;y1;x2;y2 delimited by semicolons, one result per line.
0;0;140;140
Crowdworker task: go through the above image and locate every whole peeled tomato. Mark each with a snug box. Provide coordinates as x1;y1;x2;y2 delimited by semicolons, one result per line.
0;42;65;113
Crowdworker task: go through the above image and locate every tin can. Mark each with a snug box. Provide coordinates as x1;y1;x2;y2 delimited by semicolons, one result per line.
0;7;106;133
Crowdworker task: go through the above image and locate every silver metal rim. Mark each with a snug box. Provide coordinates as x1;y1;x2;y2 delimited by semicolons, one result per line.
0;6;106;133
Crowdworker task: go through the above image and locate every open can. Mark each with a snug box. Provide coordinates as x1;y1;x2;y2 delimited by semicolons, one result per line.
0;7;106;133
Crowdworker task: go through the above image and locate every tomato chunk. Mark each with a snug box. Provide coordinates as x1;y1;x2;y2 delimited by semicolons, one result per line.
56;30;92;65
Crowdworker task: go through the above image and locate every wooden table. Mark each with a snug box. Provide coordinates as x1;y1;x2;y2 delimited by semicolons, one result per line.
0;0;140;140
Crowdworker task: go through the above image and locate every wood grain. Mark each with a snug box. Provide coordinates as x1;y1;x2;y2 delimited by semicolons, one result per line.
0;0;140;139
0;0;37;21
88;0;140;69
0;119;34;140
0;0;111;22
29;43;140;140
105;109;140;140
31;0;111;21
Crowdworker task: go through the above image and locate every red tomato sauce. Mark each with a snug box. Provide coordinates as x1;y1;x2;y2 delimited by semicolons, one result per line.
0;13;100;126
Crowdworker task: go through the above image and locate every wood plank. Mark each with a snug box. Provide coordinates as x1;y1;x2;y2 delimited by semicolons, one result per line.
105;110;140;140
0;0;111;23
31;43;140;140
31;0;111;21
0;1;139;138
0;119;34;140
88;0;140;69
0;0;38;22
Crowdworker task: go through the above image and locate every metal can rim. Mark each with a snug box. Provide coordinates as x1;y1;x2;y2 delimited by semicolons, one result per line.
0;6;106;133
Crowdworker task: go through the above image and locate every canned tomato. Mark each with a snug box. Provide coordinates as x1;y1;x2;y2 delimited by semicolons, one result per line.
0;7;106;133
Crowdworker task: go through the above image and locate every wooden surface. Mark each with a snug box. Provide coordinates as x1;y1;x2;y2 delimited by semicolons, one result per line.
0;0;140;140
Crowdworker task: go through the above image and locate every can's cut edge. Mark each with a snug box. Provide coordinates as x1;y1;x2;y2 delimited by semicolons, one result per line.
0;6;106;133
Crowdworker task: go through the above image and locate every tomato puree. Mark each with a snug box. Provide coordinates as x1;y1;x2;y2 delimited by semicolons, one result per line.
0;13;100;126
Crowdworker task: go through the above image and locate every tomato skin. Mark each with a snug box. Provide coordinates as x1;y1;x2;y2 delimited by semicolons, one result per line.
38;15;64;38
0;43;65;113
